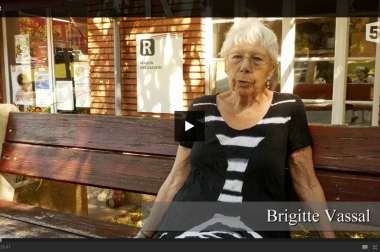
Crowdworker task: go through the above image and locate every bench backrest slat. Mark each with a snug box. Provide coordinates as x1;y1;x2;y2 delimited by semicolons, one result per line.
6;113;178;157
310;125;380;175
0;142;172;195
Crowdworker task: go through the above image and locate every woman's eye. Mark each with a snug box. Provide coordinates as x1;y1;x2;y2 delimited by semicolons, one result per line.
232;55;243;59
252;57;264;62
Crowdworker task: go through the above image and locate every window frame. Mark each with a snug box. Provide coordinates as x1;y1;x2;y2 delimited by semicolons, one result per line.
206;0;380;126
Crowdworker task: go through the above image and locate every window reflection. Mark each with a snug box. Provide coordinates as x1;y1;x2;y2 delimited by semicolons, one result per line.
350;0;379;13
215;61;229;94
346;60;375;101
305;106;332;124
294;61;334;84
212;22;233;58
349;17;377;57
263;20;282;54
6;11;49;111
295;18;336;57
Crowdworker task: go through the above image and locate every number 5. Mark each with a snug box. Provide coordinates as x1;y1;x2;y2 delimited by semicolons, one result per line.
366;22;380;43
369;26;379;39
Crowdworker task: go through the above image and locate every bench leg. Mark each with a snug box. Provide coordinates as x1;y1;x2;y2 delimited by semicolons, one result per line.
0;172;16;201
0;104;19;201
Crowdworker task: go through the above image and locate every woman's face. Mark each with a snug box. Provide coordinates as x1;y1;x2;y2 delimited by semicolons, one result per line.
356;69;365;80
225;40;276;96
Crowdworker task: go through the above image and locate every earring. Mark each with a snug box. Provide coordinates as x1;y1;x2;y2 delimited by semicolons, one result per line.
265;76;271;89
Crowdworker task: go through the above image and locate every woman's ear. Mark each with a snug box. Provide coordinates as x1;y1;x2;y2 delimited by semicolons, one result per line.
269;62;277;76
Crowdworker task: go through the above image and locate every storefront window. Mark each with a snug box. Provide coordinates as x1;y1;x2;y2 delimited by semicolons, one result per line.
212;22;233;58
350;0;379;13
295;18;336;58
52;6;89;114
348;17;378;57
263;19;282;54
305;105;332;125
5;9;50;112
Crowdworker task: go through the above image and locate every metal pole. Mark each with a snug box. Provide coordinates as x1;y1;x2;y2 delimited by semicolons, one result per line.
1;16;11;104
110;1;123;208
46;8;57;113
113;17;122;117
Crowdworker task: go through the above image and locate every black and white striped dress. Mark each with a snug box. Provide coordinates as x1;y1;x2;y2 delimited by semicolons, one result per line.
156;92;314;239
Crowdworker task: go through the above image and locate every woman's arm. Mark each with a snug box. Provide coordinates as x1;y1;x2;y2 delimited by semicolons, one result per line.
288;145;336;238
140;145;191;238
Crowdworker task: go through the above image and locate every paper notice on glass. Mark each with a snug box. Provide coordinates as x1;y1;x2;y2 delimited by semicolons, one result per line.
75;83;90;107
74;62;90;107
56;81;74;110
35;73;53;107
73;62;89;82
15;35;30;64
10;65;34;105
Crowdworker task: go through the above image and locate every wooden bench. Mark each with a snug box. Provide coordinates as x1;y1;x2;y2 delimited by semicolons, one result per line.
0;107;379;238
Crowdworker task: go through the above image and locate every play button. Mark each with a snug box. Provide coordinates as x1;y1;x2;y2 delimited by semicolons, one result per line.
185;121;194;131
174;111;205;142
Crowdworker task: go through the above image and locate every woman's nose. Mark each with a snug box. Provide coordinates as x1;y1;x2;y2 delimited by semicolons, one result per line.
239;58;253;73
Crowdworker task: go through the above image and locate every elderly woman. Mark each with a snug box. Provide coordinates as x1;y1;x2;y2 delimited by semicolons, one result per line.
352;66;374;84
135;18;335;239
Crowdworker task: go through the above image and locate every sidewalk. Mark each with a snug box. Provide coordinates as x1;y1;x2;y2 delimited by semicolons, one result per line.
87;186;136;221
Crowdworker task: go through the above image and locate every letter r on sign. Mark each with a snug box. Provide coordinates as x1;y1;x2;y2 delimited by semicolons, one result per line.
140;39;155;55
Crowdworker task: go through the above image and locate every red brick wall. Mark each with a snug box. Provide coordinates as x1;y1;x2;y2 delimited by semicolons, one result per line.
87;0;206;118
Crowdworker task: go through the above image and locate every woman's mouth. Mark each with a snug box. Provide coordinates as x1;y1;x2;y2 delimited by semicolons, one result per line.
236;80;252;87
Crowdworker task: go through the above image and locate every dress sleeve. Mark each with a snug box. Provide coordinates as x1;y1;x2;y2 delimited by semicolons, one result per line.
178;101;195;149
287;97;314;154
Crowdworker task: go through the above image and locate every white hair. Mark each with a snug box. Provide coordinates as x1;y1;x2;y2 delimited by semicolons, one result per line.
355;66;365;72
219;18;279;63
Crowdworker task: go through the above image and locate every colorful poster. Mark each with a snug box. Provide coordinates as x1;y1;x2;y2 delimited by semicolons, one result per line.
136;33;183;113
15;35;30;64
35;73;53;107
56;81;74;111
74;62;90;107
10;65;34;105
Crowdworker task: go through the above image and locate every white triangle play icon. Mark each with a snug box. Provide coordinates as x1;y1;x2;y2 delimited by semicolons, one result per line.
185;121;194;131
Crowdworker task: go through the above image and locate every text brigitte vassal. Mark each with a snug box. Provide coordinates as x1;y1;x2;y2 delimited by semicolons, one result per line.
267;209;370;226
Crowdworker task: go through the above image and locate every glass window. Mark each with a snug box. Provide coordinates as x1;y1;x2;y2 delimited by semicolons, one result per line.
296;0;337;16
305;105;332;124
345;103;373;126
295;18;336;57
52;6;89;114
212;22;233;58
268;64;280;92
348;17;378;57
350;0;379;13
294;61;334;85
263;19;282;54
214;61;229;94
5;9;49;112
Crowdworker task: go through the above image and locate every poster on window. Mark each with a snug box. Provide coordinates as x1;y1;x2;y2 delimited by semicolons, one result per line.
56;81;74;111
15;35;30;64
10;65;34;105
73;62;90;107
136;33;183;113
34;73;53;107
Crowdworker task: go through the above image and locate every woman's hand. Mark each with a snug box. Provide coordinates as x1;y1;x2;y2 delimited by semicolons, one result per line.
288;145;336;238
